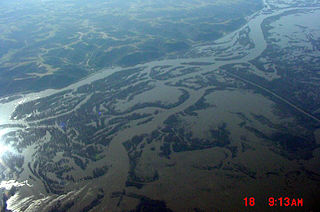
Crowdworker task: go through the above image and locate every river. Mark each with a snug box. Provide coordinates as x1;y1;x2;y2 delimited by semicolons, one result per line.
1;0;320;210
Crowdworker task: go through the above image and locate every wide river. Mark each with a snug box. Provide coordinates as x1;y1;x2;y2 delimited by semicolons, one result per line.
1;0;318;126
1;0;320;210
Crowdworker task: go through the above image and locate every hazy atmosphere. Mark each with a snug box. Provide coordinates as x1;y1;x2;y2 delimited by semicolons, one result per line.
0;0;320;211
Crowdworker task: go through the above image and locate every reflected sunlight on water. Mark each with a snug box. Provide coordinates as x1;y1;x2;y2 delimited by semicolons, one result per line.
0;129;12;156
0;143;10;156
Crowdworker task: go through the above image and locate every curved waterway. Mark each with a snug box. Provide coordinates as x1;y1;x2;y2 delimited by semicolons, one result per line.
2;3;319;123
0;3;318;125
1;0;320;210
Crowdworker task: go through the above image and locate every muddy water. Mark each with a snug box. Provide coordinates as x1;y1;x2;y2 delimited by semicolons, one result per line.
0;4;313;122
1;1;320;211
